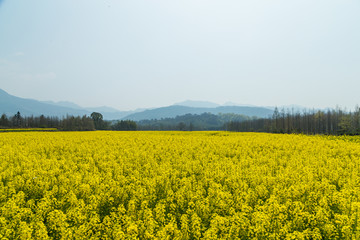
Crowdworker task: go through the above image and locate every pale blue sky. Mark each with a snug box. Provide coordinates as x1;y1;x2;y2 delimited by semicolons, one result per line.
0;0;359;110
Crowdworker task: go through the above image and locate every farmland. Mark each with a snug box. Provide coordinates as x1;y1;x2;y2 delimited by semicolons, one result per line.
0;131;360;239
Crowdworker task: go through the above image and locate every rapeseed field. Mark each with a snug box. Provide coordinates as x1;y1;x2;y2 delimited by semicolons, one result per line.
0;131;359;239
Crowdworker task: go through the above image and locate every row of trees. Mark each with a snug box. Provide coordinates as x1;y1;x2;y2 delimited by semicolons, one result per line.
138;113;251;131
0;112;94;131
0;112;137;131
90;112;137;131
4;106;360;134
227;106;360;135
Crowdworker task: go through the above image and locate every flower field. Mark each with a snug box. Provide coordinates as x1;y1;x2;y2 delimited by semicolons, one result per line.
0;131;360;239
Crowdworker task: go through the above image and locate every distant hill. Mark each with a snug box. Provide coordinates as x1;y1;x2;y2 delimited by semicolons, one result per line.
0;89;90;117
174;100;220;108
1;89;274;121
0;89;132;120
43;100;84;110
85;106;120;113
44;101;136;119
123;105;274;121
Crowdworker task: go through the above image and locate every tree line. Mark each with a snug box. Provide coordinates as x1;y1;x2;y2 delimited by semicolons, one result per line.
4;107;359;135
138;112;251;131
0;112;137;131
227;106;360;135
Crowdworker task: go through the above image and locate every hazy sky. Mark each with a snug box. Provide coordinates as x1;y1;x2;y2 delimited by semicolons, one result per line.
1;0;359;110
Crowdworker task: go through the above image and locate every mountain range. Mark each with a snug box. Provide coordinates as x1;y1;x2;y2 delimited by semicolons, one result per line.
0;89;274;120
124;105;273;121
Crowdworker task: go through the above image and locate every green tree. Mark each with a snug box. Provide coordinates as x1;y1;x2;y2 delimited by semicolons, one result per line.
0;114;9;127
112;120;137;131
339;115;353;134
13;111;22;127
91;112;104;130
272;107;280;132
177;122;186;131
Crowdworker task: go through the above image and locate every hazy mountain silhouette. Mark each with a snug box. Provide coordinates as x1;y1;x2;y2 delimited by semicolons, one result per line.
0;89;132;120
1;89;274;121
0;89;90;117
174;100;220;108
123;105;273;121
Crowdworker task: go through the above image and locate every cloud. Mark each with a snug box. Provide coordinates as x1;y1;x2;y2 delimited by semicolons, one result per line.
0;57;57;86
0;58;9;65
17;72;57;82
14;52;24;57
